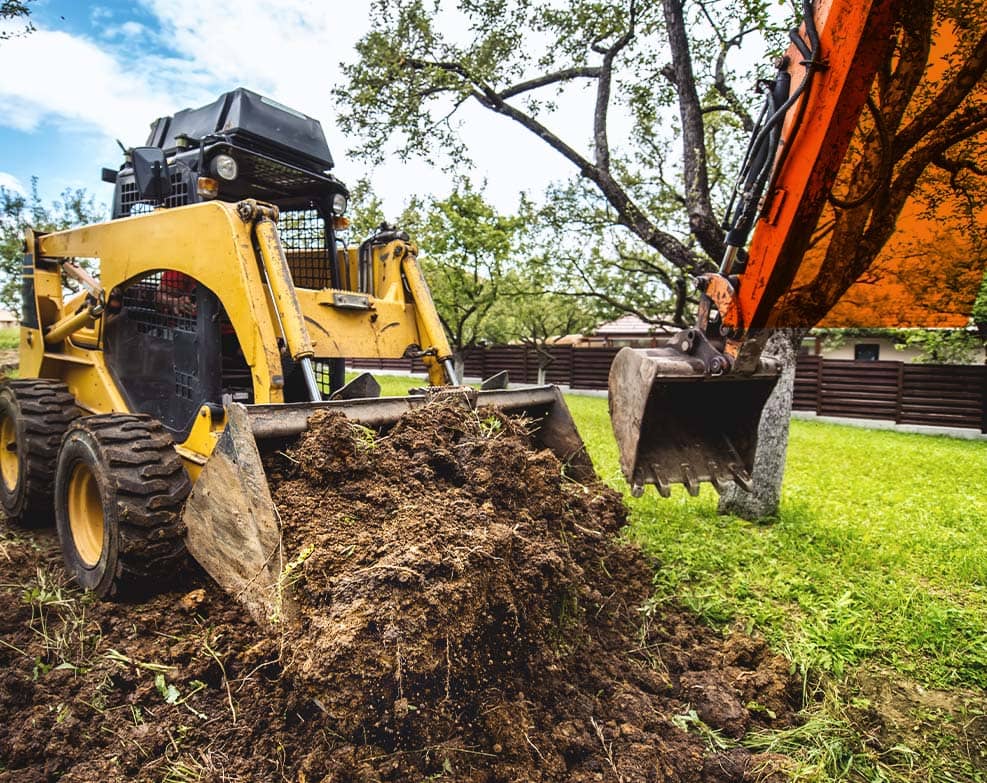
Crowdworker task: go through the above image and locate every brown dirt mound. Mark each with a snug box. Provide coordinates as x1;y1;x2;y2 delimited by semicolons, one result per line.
0;399;801;782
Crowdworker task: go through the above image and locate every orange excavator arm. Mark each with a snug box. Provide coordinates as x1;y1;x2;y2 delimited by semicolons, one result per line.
608;0;899;497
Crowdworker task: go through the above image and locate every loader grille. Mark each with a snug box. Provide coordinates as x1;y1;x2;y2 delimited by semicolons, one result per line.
312;360;335;395
120;271;198;337
105;270;223;439
118;170;192;216
279;208;333;289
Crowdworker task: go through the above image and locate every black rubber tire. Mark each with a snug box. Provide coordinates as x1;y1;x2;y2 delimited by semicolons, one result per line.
54;414;191;598
0;379;80;526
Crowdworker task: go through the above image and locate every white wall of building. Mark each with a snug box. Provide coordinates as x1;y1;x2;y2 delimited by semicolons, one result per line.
814;336;986;364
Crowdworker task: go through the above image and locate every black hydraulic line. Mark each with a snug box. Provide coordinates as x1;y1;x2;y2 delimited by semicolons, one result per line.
719;0;824;271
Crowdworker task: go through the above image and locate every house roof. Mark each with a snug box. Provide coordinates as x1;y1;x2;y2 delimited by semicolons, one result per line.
593;314;669;336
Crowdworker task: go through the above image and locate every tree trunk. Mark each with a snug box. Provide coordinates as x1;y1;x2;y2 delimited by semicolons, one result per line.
451;352;466;384
717;329;807;520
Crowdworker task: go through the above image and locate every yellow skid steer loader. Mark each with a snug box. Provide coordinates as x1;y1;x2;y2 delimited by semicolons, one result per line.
1;89;589;620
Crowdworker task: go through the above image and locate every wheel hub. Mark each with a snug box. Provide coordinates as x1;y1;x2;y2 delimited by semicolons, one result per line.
67;463;104;566
0;413;19;492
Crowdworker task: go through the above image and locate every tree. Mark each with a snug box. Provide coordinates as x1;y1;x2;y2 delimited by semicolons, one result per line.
397;179;525;376
0;0;33;41
492;267;601;384
338;0;788;318
0;179;106;316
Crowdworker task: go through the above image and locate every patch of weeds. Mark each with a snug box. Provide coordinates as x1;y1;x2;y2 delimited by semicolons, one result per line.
155;673;208;719
349;422;378;452
671;708;730;751
20;566;100;675
477;413;503;438
161;750;234;783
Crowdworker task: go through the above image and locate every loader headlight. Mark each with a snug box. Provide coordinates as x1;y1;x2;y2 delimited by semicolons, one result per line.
331;192;348;216
211;154;239;181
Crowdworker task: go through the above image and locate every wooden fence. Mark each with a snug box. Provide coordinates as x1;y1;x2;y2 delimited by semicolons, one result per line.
349;347;987;432
792;356;986;431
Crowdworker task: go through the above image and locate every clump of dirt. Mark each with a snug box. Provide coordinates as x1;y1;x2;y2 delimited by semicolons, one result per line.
0;398;802;782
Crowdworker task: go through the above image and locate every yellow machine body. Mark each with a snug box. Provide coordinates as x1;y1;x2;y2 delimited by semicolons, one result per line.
20;200;452;476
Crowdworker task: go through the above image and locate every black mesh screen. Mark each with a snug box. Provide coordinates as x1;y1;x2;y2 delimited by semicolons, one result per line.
120;271;198;337
279;208;333;289
312;360;335;396
104;271;221;439
118;170;192;217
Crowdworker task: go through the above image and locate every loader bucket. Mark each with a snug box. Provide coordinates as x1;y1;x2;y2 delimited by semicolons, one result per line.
182;386;590;625
608;347;780;498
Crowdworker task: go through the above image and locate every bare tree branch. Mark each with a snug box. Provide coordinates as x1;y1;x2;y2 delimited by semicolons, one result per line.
498;67;602;100
661;0;725;262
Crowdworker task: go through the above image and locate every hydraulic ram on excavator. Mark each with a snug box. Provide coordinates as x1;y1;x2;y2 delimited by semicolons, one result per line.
609;0;899;497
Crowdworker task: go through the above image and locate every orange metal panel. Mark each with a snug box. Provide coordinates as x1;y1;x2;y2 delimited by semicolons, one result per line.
733;0;898;329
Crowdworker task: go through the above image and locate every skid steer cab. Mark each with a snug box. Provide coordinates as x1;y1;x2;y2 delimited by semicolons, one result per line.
1;88;590;613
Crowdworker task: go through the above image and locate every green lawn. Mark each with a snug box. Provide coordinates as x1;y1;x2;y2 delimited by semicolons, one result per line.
0;327;19;350
367;373;987;690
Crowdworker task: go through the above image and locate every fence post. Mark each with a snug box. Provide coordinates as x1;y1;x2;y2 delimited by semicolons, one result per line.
982;365;987;434
815;358;824;415
895;362;904;424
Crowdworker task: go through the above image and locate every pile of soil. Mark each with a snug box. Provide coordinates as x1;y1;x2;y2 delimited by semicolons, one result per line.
1;399;801;782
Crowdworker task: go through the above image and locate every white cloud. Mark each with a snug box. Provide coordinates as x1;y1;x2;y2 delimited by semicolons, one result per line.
105;21;147;39
136;0;588;211
0;172;26;194
0;28;176;144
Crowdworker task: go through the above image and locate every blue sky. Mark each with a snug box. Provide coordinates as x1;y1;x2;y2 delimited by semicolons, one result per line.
0;0;581;217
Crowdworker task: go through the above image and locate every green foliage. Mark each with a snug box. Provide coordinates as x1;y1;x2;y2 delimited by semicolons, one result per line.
0;0;34;40
972;267;987;328
398;178;524;351
0;178;106;316
344;177;388;240
336;0;794;323
347;178;602;354
896;329;982;364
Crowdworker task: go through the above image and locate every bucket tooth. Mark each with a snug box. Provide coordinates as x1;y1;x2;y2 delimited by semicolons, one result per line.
681;464;700;497
649;465;672;498
728;463;754;492
707;460;726;493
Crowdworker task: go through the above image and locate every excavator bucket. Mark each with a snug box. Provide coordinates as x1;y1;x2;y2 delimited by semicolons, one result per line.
183;385;590;625
608;346;780;498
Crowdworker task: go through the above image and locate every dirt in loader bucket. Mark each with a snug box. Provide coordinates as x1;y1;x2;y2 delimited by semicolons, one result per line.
0;398;801;782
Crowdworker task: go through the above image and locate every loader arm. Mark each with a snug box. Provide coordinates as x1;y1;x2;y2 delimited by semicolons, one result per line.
609;0;899;497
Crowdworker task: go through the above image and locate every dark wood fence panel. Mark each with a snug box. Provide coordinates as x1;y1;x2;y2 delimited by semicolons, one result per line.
793;356;821;411
817;360;901;421
570;348;621;389
348;347;986;432
900;364;986;430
